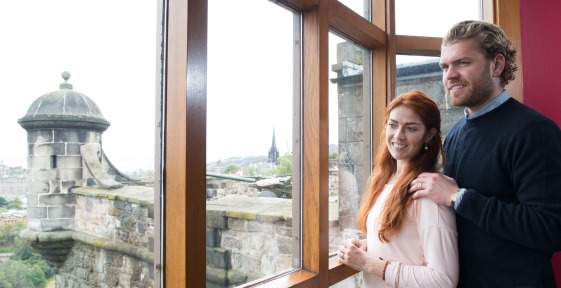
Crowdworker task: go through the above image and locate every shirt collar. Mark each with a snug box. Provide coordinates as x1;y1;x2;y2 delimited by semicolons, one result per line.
464;90;510;119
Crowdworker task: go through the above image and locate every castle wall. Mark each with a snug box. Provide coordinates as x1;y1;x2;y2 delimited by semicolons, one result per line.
58;186;154;288
21;186;155;288
205;178;341;288
206;195;293;287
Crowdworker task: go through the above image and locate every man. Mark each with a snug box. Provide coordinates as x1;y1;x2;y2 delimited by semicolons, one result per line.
409;20;561;287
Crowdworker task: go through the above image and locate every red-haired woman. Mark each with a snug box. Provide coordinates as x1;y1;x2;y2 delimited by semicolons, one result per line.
337;89;458;287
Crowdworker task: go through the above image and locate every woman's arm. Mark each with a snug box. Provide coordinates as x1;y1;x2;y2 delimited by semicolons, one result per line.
384;198;459;288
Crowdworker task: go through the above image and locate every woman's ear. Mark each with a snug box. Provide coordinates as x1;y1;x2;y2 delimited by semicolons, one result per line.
425;128;437;143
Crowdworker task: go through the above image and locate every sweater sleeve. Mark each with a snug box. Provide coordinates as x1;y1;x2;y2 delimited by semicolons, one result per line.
385;198;459;288
457;118;561;251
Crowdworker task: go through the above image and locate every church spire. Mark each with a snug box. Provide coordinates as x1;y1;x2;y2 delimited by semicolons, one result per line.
268;127;279;164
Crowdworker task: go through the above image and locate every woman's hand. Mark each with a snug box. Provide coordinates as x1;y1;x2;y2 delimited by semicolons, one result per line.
338;238;387;277
337;239;369;271
348;238;367;251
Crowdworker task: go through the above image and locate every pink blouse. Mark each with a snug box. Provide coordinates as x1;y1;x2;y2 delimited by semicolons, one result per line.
364;185;459;287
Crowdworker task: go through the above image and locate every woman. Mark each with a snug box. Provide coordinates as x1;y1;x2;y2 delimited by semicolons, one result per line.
337;90;458;287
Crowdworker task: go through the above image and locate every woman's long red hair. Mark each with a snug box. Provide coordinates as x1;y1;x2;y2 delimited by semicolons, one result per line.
356;89;444;242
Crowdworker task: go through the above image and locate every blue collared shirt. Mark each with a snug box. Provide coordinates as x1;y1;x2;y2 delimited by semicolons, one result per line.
464;89;510;119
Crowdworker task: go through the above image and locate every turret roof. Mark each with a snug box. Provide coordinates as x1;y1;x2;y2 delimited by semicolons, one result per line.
18;71;110;132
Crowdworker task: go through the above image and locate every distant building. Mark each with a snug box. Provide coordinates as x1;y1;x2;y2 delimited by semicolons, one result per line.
0;253;14;263
0;163;26;197
268;128;279;165
0;212;27;226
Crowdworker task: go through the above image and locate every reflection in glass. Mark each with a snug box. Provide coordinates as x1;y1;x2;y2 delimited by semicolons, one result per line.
396;0;482;135
395;0;480;37
207;0;299;286
328;32;372;288
396;56;463;137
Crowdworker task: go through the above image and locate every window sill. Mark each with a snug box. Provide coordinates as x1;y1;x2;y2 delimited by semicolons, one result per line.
328;255;360;286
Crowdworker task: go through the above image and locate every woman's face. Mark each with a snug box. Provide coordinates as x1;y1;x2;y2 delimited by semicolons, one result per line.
385;105;431;162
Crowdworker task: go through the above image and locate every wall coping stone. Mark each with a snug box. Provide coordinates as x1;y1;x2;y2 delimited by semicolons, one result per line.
207;195;292;222
71;185;154;206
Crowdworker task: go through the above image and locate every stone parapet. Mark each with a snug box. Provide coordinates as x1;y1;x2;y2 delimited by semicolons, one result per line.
72;186;154;247
20;185;155;287
206;195;294;287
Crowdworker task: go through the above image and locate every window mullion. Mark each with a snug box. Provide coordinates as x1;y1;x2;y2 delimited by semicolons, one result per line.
301;3;331;287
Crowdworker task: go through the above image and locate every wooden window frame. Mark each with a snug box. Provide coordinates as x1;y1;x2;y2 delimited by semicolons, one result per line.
161;0;521;287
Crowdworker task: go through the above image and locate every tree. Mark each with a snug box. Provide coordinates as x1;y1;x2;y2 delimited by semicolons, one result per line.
6;198;22;210
0;227;53;287
13;240;35;261
222;163;241;175
29;266;47;288
242;165;260;177
0;221;25;247
0;260;39;288
275;155;292;176
30;258;55;279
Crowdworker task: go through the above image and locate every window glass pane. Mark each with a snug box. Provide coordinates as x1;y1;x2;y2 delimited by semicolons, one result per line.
395;0;480;37
0;0;158;287
338;0;371;20
328;32;372;288
396;56;463;137
207;0;299;286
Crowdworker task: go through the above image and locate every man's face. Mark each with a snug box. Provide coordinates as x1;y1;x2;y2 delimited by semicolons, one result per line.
439;39;495;112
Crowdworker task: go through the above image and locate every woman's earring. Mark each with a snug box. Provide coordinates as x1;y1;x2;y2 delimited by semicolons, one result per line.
424;143;428;150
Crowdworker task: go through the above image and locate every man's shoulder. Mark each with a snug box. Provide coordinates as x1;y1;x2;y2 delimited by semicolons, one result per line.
504;99;560;131
503;98;553;120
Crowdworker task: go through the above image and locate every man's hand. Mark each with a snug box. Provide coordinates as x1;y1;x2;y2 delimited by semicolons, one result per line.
409;172;459;206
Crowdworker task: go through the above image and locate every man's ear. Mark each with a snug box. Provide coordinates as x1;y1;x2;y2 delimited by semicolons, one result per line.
492;54;506;77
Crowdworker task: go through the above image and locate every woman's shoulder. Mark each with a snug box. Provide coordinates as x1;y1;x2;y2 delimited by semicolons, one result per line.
411;197;456;230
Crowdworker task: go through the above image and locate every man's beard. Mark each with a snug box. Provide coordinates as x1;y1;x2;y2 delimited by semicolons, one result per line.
448;62;494;108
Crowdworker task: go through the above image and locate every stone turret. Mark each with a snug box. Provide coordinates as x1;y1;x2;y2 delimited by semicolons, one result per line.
16;73;154;286
18;71;113;233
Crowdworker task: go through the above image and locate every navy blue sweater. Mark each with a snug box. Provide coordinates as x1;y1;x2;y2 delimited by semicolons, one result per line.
444;98;561;288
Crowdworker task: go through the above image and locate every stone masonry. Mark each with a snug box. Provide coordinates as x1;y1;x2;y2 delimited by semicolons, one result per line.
18;72;154;287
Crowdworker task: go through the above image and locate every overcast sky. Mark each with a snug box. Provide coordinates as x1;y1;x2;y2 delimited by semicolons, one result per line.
0;0;478;171
0;0;157;172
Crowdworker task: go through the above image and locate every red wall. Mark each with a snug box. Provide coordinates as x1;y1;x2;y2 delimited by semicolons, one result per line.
520;0;561;285
521;0;561;125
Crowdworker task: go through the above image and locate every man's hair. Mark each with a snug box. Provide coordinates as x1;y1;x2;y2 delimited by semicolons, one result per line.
442;20;518;85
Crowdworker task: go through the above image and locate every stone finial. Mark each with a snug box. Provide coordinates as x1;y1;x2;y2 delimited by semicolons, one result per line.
59;71;73;90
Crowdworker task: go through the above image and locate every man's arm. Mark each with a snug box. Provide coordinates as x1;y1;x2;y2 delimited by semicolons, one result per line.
411;122;561;252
